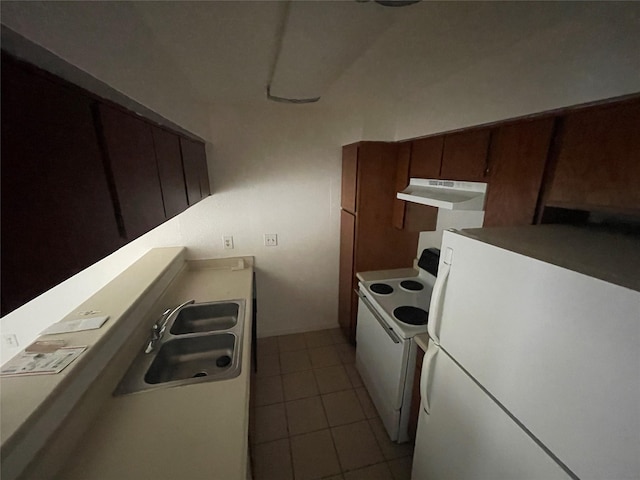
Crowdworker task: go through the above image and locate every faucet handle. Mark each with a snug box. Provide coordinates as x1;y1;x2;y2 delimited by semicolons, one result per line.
154;308;173;332
145;300;195;354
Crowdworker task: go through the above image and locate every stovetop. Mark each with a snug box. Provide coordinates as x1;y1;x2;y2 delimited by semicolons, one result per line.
360;272;435;339
358;248;440;340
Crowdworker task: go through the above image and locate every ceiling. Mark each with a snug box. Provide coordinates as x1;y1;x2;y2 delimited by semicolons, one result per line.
2;1;639;115
0;1;413;104
131;0;409;103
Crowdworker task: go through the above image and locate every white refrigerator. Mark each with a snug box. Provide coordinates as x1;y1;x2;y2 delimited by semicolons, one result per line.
412;225;640;480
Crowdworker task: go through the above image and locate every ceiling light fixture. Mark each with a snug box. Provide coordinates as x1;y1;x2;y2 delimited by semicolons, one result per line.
266;2;321;104
266;85;320;104
371;0;421;6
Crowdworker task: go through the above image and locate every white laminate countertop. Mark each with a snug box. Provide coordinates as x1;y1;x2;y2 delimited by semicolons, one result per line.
56;257;255;480
1;247;189;480
0;250;254;480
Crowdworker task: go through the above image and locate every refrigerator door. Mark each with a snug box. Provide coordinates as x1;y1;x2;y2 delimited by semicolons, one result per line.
431;230;640;479
412;347;570;480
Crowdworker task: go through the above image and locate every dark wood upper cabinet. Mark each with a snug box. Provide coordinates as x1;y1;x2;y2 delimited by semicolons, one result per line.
338;209;356;339
341;143;358;214
1;53;211;315
199;144;211;197
152;127;189;218
180;137;209;205
393;140;439;231
406;136;442;231
392;142;412;229
339;142;420;342
98;104;166;240
483;118;555;227
545;100;640;214
440;129;491;181
410;136;444;178
355;143;416;273
1;59;122;314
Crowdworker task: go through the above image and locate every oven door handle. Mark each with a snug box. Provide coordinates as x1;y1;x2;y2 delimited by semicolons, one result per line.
356;289;401;344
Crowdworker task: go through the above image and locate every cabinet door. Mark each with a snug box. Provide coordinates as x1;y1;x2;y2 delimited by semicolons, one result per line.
392;142;412;229
196;141;211;196
99;104;166;240
338;210;356;340
341;143;359;213
152;127;188;218
405;136;442;231
180;137;209;205
484;118;555;227
354;142;418;272
440;129;491;181
410;136;443;178
546;100;640;213
1;59;122;314
393;138;442;231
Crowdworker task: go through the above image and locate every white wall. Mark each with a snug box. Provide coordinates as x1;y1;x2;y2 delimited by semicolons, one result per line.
205;104;363;337
2;2;640;362
326;2;640;139
392;3;640;139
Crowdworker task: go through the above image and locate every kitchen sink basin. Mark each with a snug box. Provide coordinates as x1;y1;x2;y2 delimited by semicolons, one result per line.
145;333;237;384
170;302;239;334
114;299;245;395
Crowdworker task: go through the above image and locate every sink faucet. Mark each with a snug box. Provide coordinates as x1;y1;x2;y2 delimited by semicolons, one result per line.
144;299;195;353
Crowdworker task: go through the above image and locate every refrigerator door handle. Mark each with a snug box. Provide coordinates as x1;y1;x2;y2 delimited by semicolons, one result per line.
428;248;452;345
420;343;439;414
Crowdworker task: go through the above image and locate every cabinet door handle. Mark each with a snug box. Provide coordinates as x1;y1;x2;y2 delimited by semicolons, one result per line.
484;129;496;176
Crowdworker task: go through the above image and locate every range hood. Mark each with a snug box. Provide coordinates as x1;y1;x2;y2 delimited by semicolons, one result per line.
397;179;488;211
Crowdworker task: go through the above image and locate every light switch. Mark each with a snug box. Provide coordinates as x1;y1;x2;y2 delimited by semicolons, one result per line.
2;334;19;349
264;234;278;246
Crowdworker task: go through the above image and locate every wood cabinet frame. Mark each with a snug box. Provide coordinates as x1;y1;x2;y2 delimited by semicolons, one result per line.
1;52;211;315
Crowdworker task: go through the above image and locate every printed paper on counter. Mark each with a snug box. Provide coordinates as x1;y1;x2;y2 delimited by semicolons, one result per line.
0;346;87;376
40;316;109;335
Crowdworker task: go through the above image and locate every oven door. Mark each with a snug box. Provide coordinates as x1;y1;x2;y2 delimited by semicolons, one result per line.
355;291;410;441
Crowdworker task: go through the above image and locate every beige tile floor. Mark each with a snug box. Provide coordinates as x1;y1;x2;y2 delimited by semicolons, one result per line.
251;328;414;480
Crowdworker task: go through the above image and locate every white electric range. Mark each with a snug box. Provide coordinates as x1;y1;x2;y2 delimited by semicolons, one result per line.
355;248;440;443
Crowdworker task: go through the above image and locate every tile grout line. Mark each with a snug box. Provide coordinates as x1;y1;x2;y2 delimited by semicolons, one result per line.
286;342;316;478
256;330;357;479
271;337;297;480
281;389;295;480
303;337;345;477
344;363;415;475
293;332;352;477
318;369;346;477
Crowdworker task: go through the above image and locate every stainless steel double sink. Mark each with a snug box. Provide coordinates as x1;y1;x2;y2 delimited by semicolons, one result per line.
115;299;245;395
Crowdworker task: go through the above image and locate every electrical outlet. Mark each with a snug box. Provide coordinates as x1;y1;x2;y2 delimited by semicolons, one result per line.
264;234;278;246
2;333;19;349
223;236;234;249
